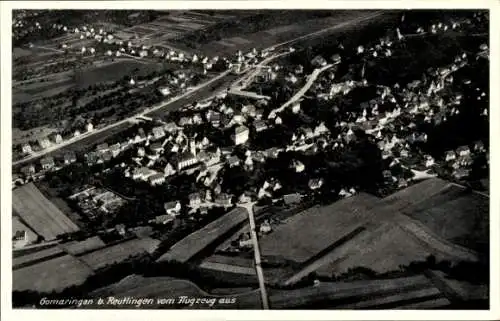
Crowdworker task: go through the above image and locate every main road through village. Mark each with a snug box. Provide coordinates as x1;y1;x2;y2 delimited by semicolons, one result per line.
13;10;384;167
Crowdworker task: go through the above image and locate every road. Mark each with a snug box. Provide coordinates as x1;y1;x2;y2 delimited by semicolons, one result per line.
238;201;270;309
13;10;386;167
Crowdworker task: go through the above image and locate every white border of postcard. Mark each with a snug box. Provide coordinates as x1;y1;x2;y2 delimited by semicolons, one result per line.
1;1;499;320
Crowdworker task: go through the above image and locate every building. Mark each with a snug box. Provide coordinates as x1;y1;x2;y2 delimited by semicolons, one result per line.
132;167;156;181
234;125;249;145
189;192;202;208
208;111;221;127
456;145;471;157
227;155;240;168
40;156;55;170
38;137;52;149
148;173;166;186
214;193;232;207
49;133;63;144
453;168;470;180
152;214;175;225
159;87;171;96
20;164;36;177
21;143;33;154
96;143;109;154
12;230;30;249
175;151;199;171
149;142;163;154
164;122;178;133
311;55;327;67
164;201;182;216
445;150;456;162
64;152;77;164
253;120;268;133
473;141;485;153
86;123;94;132
259;220;272;234
152;126;165;140
308;178;324;190
109;143;121;157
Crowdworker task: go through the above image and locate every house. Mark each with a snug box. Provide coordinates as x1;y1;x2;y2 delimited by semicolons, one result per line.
148;173;165;186
292;102;301;114
238;233;253;248
109;143;121;157
102;151;113;162
164;201;182;216
308;178;324;190
179;116;193;126
96;143;109;154
234;125;249;145
457;155;473;167
259;220;272;234
445;150;456;162
49;133;63;144
12;230;30;249
208;111;221;127
86;152;99;166
164;122;178;133
311;55;327;67
20;164;36;177
149;142;163;154
398;178;408;188
425;155;435;168
164;163;176;177
40;156;55;170
253;120;268;133
456;145;471;157
227;155;240;168
21;143;32;154
64;152;77;164
138;128;147;140
189;192;202;208
291;160;305;173
283;193;301;205
38;137;52;149
265;147;280;159
132;167;155;180
175;151;199;171
331;53;341;64
86;123;94;132
242;104;256;117
159;87;171;96
214;193;232;207
252;151;266;163
115;224;126;236
152;126;165;140
473;140;485;153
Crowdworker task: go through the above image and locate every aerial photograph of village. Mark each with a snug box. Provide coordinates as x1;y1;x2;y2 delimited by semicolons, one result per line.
10;8;489;310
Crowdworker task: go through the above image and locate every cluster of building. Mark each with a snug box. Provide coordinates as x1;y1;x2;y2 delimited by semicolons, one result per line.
68;186;126;219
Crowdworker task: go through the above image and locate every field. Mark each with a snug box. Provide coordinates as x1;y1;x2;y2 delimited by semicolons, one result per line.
59;236;106;256
401;187;489;253
87;273;451;309
12;183;80;241
13;254;94;293
79;237;160;270
258;193;380;263
157;207;249;263
13;245;65;270
200;255;256;275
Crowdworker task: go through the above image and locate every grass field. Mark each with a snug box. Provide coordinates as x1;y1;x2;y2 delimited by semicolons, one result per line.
259;193;380;263
12;183;80;241
157;207;249;263
79;237;160;270
13;254;94;293
13;245;65;270
59;236;106;256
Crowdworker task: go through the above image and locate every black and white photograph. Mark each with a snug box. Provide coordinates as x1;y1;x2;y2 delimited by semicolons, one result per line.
1;1;498;318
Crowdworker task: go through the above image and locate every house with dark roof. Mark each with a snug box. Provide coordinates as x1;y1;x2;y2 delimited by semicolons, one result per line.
40;156;55;170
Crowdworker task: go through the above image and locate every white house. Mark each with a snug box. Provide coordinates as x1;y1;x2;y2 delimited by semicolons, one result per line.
234;125;249;145
148;173;165;186
164;201;182;216
21;143;32;154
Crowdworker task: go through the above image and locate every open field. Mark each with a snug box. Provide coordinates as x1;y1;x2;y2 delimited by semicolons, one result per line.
13;254;94;293
79;237;160;270
59;236;106;256
13;245;65;270
157;207;249;263
259;193;380;263
401;187;489;253
200;255;256;275
12;183;80;241
88;273;451;309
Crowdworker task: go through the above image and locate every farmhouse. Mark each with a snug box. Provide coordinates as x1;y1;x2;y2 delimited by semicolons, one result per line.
40;156;55;170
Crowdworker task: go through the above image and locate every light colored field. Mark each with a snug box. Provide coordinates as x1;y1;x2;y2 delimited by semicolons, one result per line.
217;40;236;47
157;207;249;263
265;24;301;36
13;47;33;58
59;236;106;256
199;261;256;275
80;238;160;270
13;245;64;269
12;183;80;241
259;193;380;263
227;37;252;45
205;254;254;267
13;254;94;292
